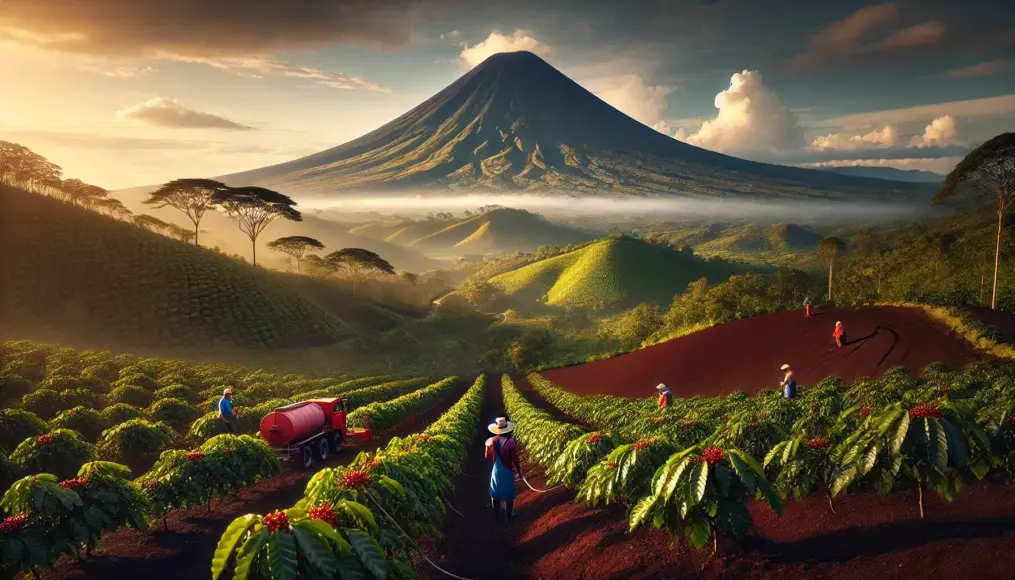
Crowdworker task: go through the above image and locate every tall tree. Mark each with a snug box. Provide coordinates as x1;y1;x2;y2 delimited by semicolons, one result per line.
145;178;229;247
934;133;1015;309
266;236;324;274
93;197;133;220
0;141;63;191
59;178;108;207
213;186;302;267
818;237;846;302
324;248;395;296
132;213;172;234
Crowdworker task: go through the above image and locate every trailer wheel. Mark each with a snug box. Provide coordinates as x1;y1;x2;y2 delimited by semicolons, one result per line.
300;445;314;469
316;437;329;462
329;432;342;454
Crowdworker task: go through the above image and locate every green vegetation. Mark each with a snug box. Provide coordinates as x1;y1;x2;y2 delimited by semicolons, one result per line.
488;234;747;311
346;376;458;432
408;207;593;254
9;429;99;480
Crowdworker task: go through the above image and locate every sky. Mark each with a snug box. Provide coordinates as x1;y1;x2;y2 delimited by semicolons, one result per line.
1;0;1014;189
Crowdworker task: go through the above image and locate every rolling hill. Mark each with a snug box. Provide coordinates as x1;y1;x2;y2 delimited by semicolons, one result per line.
0;186;405;350
407;208;595;254
486;234;747;310
819;166;945;183
220;51;930;199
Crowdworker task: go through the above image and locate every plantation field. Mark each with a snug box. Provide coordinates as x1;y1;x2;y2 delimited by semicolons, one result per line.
488;234;745;310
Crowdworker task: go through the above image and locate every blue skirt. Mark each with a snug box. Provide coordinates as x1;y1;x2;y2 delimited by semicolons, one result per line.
489;452;516;501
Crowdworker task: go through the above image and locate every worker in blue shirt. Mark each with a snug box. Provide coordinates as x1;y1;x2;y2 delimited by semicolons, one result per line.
219;388;238;433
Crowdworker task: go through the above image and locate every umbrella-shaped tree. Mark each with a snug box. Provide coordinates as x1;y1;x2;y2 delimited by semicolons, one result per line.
267;236;325;274
933;133;1015;309
145;178;230;247
213;186;302;267
324;248;394;296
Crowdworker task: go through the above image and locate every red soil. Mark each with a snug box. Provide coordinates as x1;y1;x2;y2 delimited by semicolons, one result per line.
544;306;998;398
40;382;469;580
423;376;1015;580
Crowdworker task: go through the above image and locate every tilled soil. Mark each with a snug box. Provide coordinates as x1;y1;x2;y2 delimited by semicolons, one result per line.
42;382;470;580
543;306;996;398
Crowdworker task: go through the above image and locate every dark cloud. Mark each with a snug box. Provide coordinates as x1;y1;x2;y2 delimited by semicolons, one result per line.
945;59;1015;79
116;98;254;131
0;0;455;56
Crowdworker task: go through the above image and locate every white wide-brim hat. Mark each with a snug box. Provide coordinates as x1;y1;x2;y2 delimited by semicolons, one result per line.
780;364;791;370
656;383;668;391
488;417;515;434
223;387;233;396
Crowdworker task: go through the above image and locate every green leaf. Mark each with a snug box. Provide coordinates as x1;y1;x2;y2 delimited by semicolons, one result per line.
891;412;910;454
345;528;389;580
297;519;351;553
629;496;655;531
691;462;709;504
292;525;338;578
714;464;733;497
336;551;370;580
684;517;711;549
926;419;948;475
717;500;752;539
341;501;378;531
267;531;298;580
213;515;259;580
234;528;269;580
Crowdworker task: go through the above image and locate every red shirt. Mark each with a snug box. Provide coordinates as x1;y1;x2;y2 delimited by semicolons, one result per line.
485;436;520;471
834;326;844;338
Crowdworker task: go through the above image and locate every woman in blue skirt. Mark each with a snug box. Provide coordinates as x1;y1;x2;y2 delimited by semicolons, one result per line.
485;417;523;520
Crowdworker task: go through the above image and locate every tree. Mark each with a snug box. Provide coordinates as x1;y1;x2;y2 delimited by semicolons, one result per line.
0;141;63;191
213;186;302;267
399;271;419;285
132;214;172;234
302;254;337;277
166;224;197;244
145;179;229;247
934;133;1015;309
266;236;324;274
324;248;394;296
59;179;108;207
93;198;133;220
852;232;891;296
818;237;846;302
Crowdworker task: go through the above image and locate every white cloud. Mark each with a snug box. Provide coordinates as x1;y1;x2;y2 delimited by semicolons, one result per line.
808;124;898;150
684;70;803;158
116;97;254;130
594;75;674;131
162;54;390;92
799;157;962;175
911;115;963;148
458;30;551;68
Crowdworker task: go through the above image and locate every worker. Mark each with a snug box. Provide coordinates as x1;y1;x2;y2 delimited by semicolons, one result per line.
804;298;813;318
485;417;522;521
778;364;797;399
656;383;673;408
218;387;238;433
834;320;846;348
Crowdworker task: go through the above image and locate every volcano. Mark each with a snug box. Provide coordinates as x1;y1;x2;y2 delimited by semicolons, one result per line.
223;51;926;199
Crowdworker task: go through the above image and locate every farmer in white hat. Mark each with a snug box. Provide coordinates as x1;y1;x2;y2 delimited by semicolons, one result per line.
485;417;522;521
656;383;673;408
778;364;797;399
218;387;238;433
834;320;846;348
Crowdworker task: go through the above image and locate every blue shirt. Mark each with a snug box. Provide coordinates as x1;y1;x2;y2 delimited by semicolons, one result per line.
219;397;234;418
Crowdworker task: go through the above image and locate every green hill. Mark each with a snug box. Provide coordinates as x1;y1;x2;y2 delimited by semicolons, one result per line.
0;185;394;350
487;235;745;310
409;208;594;254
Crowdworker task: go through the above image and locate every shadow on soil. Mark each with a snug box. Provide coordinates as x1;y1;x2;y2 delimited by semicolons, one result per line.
747;515;1015;563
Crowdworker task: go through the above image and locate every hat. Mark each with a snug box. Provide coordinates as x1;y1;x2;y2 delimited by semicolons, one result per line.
836;320;842;326
488;417;515;435
223;387;232;396
655;383;668;391
780;364;791;370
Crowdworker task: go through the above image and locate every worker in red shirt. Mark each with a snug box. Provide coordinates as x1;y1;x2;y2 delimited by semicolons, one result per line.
804;298;813;318
834;320;846;348
656;383;673;408
486;417;522;521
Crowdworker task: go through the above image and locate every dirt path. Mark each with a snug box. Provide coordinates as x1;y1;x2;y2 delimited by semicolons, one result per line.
543;306;997;399
44;382;470;580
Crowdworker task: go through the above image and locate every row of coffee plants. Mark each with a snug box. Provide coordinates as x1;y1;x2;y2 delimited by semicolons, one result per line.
347;377;458;432
212;376;486;580
525;363;1015;549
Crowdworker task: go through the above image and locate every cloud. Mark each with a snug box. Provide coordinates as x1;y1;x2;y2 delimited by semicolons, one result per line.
683;70;804;158
910;115;963;148
0;129;208;150
945;59;1014;79
0;0;451;57
790;2;946;73
116;98;254;131
594;75;675;131
79;64;156;78
808;125;899;151
458;30;552;68
807;94;1015;130
799;157;962;175
163;55;390;92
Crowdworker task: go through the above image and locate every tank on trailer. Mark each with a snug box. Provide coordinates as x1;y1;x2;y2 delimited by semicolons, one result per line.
257;397;370;469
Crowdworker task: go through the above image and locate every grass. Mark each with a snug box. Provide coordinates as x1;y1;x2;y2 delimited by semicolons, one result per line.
408;208;593;254
488;235;744;310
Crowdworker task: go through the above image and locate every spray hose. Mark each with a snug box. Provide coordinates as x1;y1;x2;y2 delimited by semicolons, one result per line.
521;475;562;494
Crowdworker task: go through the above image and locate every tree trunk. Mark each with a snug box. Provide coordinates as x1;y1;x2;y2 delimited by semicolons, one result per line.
193;221;200;247
163;516;168;531
917;485;924;519
827;494;837;514
981;265;986;306
251;238;257;267
992;207;1004;310
828;258;834;302
713;530;718;556
296;257;301;275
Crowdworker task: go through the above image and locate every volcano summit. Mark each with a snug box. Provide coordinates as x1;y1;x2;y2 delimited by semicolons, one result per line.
224;51;925;199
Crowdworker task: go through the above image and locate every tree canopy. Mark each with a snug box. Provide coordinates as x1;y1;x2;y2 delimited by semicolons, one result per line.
213;186;302;267
267;236;324;273
59;179;109;206
0;141;63;191
324;248;394;294
145;178;230;246
934;133;1015;208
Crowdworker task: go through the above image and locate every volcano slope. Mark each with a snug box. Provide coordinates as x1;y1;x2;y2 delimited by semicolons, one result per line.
542;306;994;398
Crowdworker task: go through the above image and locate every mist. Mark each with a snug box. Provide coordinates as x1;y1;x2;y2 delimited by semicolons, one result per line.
297;193;941;225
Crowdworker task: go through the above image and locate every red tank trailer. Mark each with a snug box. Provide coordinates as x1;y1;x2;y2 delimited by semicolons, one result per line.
259;398;371;468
